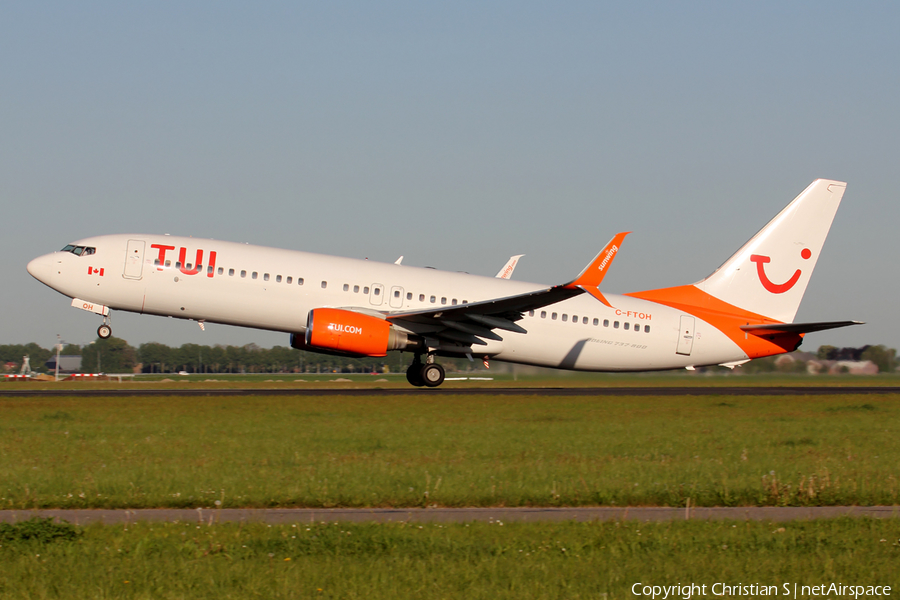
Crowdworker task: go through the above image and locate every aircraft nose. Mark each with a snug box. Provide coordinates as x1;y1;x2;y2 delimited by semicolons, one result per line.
27;253;56;284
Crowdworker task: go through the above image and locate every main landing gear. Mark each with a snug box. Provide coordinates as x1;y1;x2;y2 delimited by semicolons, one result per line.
97;315;112;339
406;354;445;388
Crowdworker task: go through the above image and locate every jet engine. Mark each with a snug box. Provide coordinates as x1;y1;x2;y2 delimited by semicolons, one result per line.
291;308;423;357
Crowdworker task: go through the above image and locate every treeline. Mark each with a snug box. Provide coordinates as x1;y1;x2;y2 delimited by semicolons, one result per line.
133;341;421;374
1;339;467;374
3;341;896;375
735;344;897;374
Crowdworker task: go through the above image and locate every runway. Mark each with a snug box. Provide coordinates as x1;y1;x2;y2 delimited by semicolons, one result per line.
1;385;899;397
2;506;898;525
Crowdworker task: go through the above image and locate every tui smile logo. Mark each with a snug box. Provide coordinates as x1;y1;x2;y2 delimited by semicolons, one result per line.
750;248;811;294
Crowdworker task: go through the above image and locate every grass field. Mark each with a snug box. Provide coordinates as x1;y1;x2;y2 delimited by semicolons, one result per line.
5;371;900;391
2;391;898;509
0;517;897;599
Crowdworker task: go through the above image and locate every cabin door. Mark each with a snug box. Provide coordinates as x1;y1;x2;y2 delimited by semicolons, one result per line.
123;239;145;280
676;315;695;356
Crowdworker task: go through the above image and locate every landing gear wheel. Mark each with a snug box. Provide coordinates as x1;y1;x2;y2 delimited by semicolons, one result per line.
421;363;445;388
97;324;112;339
406;363;425;387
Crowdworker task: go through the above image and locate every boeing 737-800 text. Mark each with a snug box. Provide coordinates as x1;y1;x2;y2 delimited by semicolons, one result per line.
27;180;861;386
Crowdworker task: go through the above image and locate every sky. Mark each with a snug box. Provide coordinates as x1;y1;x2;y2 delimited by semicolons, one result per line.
2;1;898;352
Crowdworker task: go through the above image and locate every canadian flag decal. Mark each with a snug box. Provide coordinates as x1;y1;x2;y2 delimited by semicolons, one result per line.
88;266;105;276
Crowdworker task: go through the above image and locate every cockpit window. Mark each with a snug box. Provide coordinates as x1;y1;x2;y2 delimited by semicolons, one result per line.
60;245;95;256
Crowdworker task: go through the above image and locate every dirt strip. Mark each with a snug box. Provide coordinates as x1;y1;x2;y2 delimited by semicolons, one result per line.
2;506;898;525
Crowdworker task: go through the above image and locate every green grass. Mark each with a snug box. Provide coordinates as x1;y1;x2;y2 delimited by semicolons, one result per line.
0;518;897;599
2;392;899;508
5;371;900;391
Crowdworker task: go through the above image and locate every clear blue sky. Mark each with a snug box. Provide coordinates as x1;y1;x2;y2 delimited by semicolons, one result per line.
2;1;897;352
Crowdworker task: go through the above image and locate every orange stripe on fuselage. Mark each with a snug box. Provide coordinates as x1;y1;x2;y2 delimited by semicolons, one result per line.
625;285;803;359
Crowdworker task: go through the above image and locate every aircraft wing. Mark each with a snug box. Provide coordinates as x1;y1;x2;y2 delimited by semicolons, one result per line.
385;233;629;349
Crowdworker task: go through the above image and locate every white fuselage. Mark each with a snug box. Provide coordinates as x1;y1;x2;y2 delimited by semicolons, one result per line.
27;234;747;371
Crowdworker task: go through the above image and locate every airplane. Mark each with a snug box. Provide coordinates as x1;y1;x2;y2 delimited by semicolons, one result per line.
27;179;861;387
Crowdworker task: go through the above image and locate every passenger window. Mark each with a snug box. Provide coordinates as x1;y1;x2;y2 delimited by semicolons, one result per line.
176;262;182;269
614;321;619;329
276;275;282;283
263;273;270;281
217;267;223;275
154;259;160;266
541;311;547;318
603;319;609;327
353;285;359;293
419;294;425;302
551;313;557;320
452;299;457;305
363;286;369;294
343;284;349;291
252;272;258;280
441;297;446;305
321;281;327;289
394;290;400;298
624;323;630;330
407;292;412;300
583;316;588;324
186;263;192;270
165;260;171;268
593;318;599;326
298;278;304;285
430;296;436;303
374;288;380;296
229;268;235;276
644;325;651;333
286;276;292;284
241;270;247;278
562;314;568;322
529;310;535;317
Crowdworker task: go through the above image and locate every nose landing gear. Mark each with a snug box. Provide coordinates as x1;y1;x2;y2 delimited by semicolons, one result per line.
405;354;445;388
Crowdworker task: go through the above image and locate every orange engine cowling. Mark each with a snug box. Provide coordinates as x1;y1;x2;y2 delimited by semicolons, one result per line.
302;308;420;357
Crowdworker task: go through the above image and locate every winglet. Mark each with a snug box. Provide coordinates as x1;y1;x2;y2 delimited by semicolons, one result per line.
496;255;524;279
564;232;629;308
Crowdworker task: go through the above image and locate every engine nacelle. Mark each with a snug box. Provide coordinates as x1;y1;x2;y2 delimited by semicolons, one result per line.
295;308;422;357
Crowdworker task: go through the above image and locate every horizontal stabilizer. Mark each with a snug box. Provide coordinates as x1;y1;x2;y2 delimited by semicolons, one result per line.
740;320;864;336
